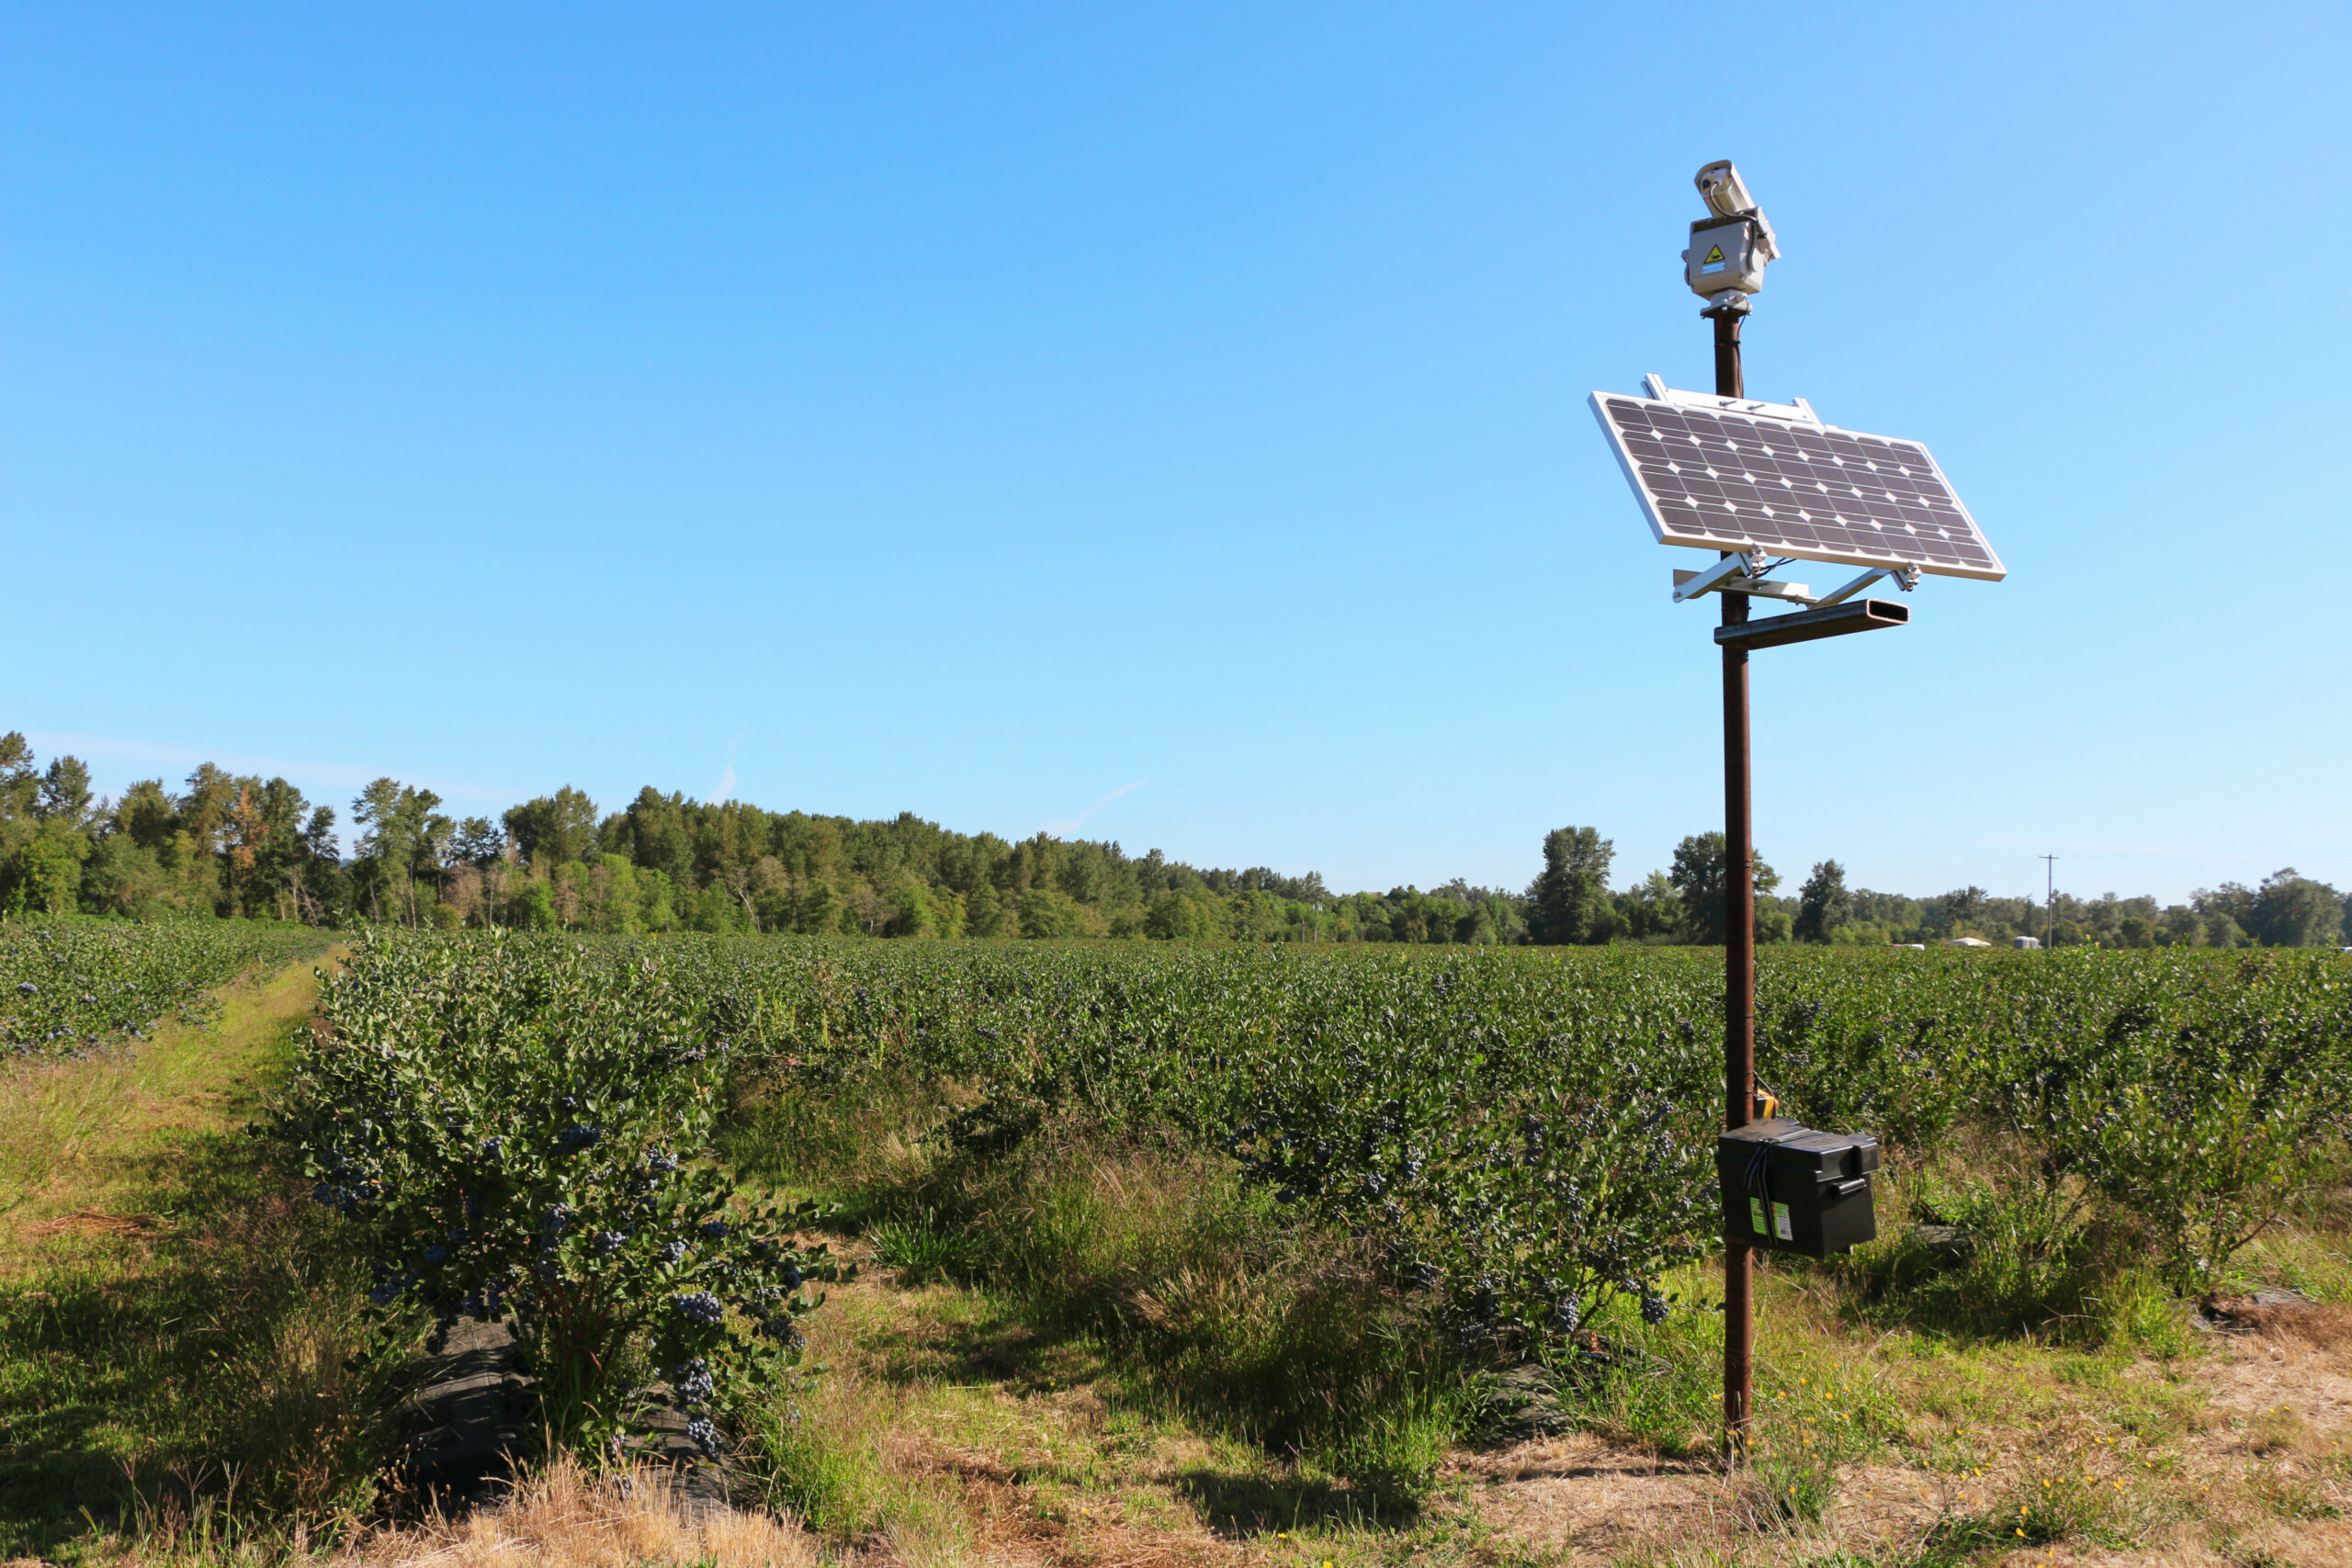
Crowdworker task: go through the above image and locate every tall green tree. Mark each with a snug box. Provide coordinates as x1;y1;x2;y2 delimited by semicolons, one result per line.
352;778;452;925
503;786;599;870
1667;831;1779;945
38;756;95;828
0;734;40;913
0;735;96;915
228;776;333;919
1525;826;1615;945
2248;868;2346;948
1793;859;1851;943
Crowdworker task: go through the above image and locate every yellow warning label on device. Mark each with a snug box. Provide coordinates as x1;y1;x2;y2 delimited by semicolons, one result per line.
1704;244;1725;264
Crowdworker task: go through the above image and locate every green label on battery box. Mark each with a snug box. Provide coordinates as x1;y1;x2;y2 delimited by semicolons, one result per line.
1774;1201;1793;1241
1749;1196;1768;1235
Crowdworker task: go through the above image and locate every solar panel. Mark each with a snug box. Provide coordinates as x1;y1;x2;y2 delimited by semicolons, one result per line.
1588;388;2004;581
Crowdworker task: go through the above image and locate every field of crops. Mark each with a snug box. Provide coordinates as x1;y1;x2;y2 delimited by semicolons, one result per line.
275;929;2352;1479
0;916;330;1058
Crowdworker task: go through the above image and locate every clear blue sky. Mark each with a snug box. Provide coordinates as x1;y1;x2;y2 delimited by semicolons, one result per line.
6;4;2346;907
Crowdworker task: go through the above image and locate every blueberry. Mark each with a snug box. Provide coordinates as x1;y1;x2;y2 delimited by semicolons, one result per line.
671;1357;717;1404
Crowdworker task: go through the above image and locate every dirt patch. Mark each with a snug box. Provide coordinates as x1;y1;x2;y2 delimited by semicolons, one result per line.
2197;1325;2352;1439
1817;1461;1954;1543
2046;1519;2352;1566
1453;1432;1726;1561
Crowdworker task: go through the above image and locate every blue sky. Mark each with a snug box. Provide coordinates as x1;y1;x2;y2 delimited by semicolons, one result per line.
5;3;2346;907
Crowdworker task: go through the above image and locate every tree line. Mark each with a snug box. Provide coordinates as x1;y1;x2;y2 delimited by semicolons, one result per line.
4;731;2344;949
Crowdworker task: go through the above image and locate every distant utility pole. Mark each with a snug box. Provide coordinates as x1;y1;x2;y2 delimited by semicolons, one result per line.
2040;854;2059;949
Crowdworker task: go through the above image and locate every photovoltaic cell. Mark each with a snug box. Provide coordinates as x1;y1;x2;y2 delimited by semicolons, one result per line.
1588;391;2004;581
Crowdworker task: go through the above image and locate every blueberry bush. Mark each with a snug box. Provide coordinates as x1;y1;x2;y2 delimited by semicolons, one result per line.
1759;946;2352;1293
273;931;838;1457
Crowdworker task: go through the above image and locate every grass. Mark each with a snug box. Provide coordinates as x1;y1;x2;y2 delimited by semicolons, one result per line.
354;1453;820;1568
729;1073;1466;1506
717;1059;2352;1567
109;1453;823;1568
0;946;392;1562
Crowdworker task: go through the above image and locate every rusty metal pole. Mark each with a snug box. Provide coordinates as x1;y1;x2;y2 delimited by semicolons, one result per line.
1713;303;1757;1452
1713;308;1745;404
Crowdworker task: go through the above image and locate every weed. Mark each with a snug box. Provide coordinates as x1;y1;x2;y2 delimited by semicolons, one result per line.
865;1209;981;1283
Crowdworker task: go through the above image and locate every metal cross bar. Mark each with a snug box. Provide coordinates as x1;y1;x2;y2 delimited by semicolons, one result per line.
1713;597;1909;651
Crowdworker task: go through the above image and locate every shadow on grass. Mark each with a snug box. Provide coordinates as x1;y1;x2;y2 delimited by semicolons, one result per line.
0;1123;390;1559
852;1277;1109;1393
1176;1466;1422;1536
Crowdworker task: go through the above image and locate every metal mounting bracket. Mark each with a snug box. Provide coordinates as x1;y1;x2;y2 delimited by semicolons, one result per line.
1811;564;1922;607
1673;568;1812;605
1672;550;1770;604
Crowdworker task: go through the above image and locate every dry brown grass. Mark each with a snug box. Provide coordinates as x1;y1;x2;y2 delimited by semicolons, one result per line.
2233;1300;2352;1353
27;1205;162;1237
1453;1431;1724;1560
2199;1319;2352;1443
348;1457;817;1568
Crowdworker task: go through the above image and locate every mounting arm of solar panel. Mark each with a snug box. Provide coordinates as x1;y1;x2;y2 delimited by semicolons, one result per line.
1588;375;2006;611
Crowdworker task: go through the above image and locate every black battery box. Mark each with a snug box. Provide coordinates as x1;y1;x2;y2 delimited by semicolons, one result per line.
1715;1116;1880;1258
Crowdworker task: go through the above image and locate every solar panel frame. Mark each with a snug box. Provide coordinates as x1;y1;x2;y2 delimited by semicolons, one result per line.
1588;388;2005;582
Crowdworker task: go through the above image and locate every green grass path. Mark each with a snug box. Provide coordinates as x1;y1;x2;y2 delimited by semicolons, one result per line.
0;949;369;1562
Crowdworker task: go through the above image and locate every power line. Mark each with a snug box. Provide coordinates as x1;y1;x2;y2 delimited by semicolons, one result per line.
2040;853;2059;950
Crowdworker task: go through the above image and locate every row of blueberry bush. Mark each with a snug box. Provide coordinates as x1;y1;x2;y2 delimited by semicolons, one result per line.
1;916;330;1058
688;939;2352;1317
277;931;2352;1441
